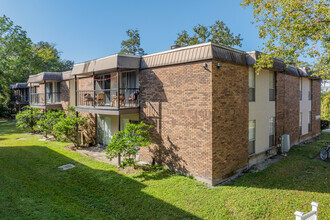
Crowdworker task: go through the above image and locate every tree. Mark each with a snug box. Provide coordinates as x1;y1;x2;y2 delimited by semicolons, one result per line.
241;0;330;78
321;90;330;120
16;106;42;132
53;107;88;148
34;110;65;138
106;122;152;168
119;29;145;55
0;15;74;117
175;20;243;47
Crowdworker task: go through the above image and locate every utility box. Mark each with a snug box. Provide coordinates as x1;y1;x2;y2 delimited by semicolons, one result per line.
281;134;290;153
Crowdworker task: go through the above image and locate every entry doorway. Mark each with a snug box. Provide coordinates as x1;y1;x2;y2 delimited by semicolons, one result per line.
97;115;112;147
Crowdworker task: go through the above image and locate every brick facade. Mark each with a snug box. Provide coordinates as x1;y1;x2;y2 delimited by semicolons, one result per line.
139;61;213;182
211;60;249;184
275;73;300;145
60;80;70;109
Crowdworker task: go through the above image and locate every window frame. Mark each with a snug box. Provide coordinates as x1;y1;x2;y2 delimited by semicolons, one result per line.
269;117;275;147
249;68;256;102
249;120;256;155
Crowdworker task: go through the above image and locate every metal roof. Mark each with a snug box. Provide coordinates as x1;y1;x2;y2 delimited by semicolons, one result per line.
10;83;28;89
62;70;74;80
65;42;314;79
140;42;246;68
27;72;62;84
72;54;140;76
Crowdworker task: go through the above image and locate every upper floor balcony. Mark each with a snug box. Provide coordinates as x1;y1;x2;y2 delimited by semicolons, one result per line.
27;72;63;110
72;54;141;115
10;83;29;105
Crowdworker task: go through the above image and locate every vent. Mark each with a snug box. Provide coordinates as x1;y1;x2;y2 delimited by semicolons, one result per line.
170;44;181;49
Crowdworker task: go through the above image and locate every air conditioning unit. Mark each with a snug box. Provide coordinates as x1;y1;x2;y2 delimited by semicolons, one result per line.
281;134;290;153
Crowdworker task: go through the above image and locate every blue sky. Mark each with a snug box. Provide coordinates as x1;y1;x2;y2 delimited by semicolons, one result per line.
0;0;260;63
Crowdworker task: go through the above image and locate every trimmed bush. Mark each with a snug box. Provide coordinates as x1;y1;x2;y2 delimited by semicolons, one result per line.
106;121;152;168
53;106;88;148
16;106;41;132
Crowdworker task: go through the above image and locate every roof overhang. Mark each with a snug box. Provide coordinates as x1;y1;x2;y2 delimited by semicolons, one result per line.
10;83;28;89
72;54;141;76
27;72;63;84
245;51;316;79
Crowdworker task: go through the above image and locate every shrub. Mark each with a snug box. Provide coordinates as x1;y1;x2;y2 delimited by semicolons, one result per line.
34;110;65;137
106;121;152;168
53;106;88;148
16;106;41;132
321;120;330;130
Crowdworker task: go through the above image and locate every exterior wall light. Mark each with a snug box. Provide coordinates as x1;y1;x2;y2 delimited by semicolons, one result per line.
203;63;208;69
216;62;222;69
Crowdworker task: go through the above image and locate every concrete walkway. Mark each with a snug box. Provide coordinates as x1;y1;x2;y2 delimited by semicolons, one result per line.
322;128;330;132
76;146;119;166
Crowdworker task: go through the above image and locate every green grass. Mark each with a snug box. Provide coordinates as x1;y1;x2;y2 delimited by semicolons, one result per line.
0;120;329;219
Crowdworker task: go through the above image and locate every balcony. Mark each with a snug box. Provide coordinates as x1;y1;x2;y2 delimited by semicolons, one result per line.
76;88;140;115
11;94;29;105
30;92;62;109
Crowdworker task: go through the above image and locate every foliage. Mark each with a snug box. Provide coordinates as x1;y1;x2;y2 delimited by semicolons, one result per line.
119;29;145;55
321;90;330;120
0;119;330;219
53;106;88;148
106;122;152;168
241;0;330;78
34;110;65;137
321;120;329;130
15;106;41;132
0;15;73;117
175;20;243;47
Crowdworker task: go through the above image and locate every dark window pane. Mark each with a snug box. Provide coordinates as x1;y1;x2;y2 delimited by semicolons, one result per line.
249;88;255;102
269;135;275;147
269;89;275;101
249;140;255;155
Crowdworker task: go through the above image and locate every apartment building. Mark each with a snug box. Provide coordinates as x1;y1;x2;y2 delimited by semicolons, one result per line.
9;83;29;112
27;71;74;110
25;42;321;185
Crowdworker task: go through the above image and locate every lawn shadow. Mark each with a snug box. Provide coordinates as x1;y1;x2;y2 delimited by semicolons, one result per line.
132;164;176;182
0;145;201;219
228;144;330;194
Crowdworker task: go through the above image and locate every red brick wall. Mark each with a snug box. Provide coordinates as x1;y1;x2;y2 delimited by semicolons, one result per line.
60;80;70;109
78;77;93;90
312;79;321;135
139;61;213;182
275;73;300;146
211;60;249;184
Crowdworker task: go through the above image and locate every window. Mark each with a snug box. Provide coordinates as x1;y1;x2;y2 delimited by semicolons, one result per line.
269;72;275;101
249;120;256;155
308;111;312;132
299;112;302;136
249;68;255;102
300;78;303;100
269;117;275;147
308;80;312;100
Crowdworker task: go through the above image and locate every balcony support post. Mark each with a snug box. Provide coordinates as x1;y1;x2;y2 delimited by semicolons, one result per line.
118;114;121;167
44;80;47;113
117;69;120;110
93;72;95;108
74;75;77;107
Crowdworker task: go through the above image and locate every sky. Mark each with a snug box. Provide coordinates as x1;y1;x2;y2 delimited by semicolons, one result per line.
0;0;261;64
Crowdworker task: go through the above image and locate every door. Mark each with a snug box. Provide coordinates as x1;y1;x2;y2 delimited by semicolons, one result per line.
97;115;112;147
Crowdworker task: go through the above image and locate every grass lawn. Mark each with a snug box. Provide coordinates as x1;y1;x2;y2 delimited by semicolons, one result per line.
0;120;329;219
